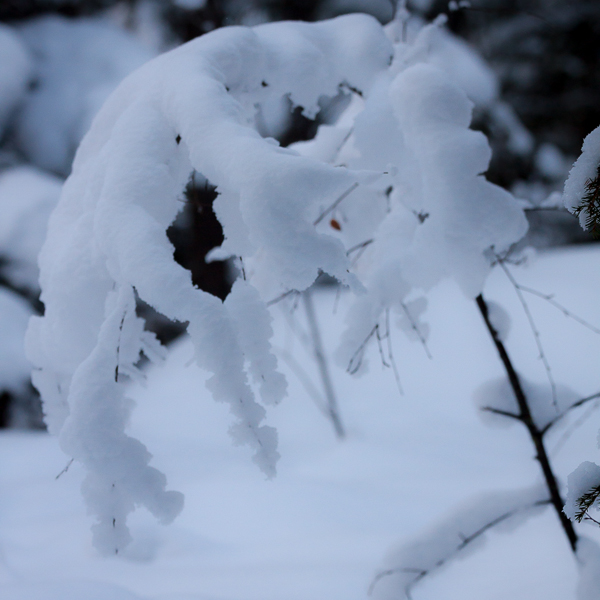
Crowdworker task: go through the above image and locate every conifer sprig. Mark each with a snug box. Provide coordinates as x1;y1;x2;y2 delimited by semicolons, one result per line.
574;164;600;238
575;485;600;523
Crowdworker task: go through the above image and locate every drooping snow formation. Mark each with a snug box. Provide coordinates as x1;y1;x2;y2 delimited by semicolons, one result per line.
27;13;528;553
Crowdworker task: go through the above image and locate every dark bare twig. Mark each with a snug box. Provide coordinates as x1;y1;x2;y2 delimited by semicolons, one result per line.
346;239;374;256
55;458;74;480
314;182;359;226
480;406;521;421
476;294;578;552
582;510;600;527
267;289;299;307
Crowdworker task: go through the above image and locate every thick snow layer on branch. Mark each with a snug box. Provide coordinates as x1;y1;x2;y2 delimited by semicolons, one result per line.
27;14;393;552
325;24;527;371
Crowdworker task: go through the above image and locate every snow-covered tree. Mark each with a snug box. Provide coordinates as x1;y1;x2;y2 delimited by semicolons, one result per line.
15;3;600;598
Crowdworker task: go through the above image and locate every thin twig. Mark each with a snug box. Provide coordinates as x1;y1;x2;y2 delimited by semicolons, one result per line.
476;294;578;552
368;499;551;598
583;510;600;527
303;289;345;439
400;302;432;359
347;325;378;375
346;239;374;256
383;309;403;395
314;182;359;226
266;289;299;307
543;391;600;435
549;397;600;457
517;285;600;335
480;406;522;421
496;257;558;410
55;458;74;480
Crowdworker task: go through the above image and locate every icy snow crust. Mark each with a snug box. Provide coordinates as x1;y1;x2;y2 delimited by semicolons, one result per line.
27;14;528;553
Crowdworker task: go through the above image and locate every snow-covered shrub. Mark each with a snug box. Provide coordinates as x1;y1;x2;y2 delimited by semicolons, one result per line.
27;10;529;555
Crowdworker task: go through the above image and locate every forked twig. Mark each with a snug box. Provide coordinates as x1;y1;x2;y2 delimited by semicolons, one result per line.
517;284;600;335
368;499;550;598
496;257;558;410
400;302;432;359
347;325;378;375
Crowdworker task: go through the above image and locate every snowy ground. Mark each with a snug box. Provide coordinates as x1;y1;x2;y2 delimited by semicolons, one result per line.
2;244;600;600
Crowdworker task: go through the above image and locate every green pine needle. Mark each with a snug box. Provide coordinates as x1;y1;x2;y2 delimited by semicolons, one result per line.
575;485;600;523
574;164;600;239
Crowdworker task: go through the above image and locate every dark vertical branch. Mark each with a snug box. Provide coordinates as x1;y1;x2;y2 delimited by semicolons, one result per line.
475;294;578;553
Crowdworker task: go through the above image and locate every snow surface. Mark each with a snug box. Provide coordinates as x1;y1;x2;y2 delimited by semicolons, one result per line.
4;245;600;600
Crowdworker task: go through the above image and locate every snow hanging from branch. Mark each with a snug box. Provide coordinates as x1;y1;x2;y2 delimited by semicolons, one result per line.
26;14;394;554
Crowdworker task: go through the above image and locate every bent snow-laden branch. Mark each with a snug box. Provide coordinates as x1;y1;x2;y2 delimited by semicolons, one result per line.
27;11;529;554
